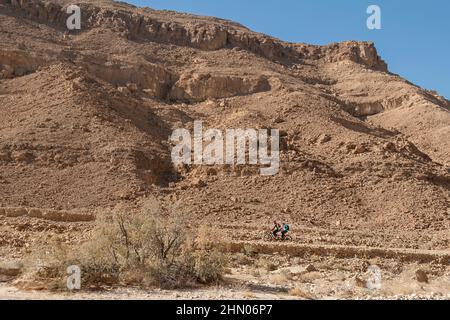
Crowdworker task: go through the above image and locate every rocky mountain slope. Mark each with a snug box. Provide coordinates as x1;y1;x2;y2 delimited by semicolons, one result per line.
0;0;449;253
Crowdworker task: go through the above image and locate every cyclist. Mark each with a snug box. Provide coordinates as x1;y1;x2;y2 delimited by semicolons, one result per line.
281;223;290;240
272;221;281;239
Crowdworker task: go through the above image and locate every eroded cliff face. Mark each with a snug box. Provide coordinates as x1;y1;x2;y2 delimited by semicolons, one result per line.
1;0;388;71
0;0;390;105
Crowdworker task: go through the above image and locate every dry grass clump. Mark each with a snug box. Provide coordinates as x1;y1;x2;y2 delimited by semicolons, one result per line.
243;244;259;256
288;287;314;300
23;199;227;290
257;257;278;272
268;272;289;285
234;253;254;266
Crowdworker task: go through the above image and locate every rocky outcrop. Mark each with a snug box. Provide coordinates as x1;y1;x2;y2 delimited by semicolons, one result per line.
84;61;177;99
0;50;42;78
320;41;388;72
82;60;271;102
346;101;385;117
169;72;271;102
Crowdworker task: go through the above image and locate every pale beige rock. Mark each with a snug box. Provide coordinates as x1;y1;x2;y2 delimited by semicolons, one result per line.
126;82;138;93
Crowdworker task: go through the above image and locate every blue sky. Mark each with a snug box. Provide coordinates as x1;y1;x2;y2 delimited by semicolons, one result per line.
127;0;449;99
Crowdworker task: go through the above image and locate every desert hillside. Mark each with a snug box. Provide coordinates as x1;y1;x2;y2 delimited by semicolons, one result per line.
0;0;449;267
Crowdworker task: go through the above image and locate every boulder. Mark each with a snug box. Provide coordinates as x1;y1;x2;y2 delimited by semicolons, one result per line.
126;82;138;93
415;269;429;283
305;264;317;272
353;144;368;154
317;134;331;144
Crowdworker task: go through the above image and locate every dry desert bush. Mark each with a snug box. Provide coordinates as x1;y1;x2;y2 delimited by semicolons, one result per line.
22;199;228;290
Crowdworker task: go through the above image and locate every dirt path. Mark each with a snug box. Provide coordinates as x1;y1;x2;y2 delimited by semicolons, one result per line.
221;240;450;264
